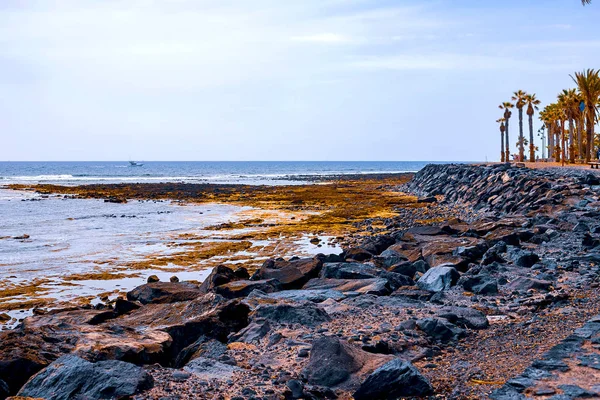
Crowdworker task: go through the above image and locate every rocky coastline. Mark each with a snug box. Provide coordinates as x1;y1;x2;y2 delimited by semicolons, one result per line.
4;163;600;399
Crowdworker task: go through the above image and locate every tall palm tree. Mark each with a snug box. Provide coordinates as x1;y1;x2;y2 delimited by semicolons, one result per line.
512;90;528;161
499;102;514;162
571;69;600;162
558;89;579;163
539;107;551;160
524;93;541;162
497;118;506;162
583;0;592;4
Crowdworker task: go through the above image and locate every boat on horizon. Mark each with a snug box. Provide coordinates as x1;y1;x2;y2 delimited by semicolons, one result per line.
128;161;144;167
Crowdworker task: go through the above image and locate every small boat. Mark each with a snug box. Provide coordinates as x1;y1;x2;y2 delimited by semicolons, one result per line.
129;161;144;167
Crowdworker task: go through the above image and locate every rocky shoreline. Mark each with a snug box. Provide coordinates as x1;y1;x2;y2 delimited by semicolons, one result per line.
3;163;600;399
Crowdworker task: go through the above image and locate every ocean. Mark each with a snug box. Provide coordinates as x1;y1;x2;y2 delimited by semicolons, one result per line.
0;161;446;185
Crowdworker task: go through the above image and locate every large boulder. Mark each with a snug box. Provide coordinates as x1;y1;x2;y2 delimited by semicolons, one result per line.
0;308;170;394
251;257;323;289
126;282;203;304
507;247;540;268
214;279;281;299
303;337;391;387
198;265;249;293
374;249;409;269
17;354;153;400
416;265;460;292
353;358;433;400
459;274;498;295
303;278;392;296
173;336;227;368
248;289;346;303
251;302;330;327
320;263;413;289
436;306;489;330
417;318;466;343
505;276;552;292
115;293;249;362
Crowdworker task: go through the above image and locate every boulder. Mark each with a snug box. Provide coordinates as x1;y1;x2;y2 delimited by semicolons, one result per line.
436;306;489;330
17;355;153;400
374;249;408;269
304;278;392;296
356;235;395;255
214;279;281;299
505;276;552;292
320;263;413;289
126;282;202;304
251;257;323;289
386;242;422;262
114;293;249;362
303;337;390;387
387;261;417;278
353;358;433;400
0;308;171;393
481;242;507;265
459;274;499;295
248;288;346;303
507;247;540;268
228;320;271;344
417;318;466;343
173;336;227;368
416;266;460;292
198;265;249;293
251;302;330;327
343;247;374;261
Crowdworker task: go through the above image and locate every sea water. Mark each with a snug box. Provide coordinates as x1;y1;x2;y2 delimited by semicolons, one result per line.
0;161;440;185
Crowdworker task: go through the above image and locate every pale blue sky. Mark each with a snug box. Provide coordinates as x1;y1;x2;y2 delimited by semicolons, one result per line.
1;0;599;161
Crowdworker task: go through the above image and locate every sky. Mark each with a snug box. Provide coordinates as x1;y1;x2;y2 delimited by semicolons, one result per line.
1;0;600;161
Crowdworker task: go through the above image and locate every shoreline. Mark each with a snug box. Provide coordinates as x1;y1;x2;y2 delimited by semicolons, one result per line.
0;173;425;329
4;164;600;398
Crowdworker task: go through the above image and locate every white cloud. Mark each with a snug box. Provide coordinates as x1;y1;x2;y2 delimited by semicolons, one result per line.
291;33;355;44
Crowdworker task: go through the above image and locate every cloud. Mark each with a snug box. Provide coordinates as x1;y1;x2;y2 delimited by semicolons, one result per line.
290;33;355;44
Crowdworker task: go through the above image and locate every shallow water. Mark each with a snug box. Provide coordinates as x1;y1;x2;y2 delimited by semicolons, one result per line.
0;188;342;329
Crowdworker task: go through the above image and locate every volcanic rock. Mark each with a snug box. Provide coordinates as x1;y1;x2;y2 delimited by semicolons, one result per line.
126;282;203;304
416;265;460;292
17;354;153;400
353;358;433;400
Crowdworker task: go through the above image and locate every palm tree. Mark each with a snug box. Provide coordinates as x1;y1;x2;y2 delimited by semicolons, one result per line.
498;102;514;162
571;69;600;162
512;90;528;161
524;93;541;162
558;89;579;163
583;0;592;4
497;118;506;162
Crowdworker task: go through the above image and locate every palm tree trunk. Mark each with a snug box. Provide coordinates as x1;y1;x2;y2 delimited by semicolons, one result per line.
518;108;524;161
505;118;510;162
528;114;535;162
569;116;575;163
587;108;594;163
549;124;554;160
577;116;583;162
501;131;505;162
561;120;566;166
